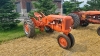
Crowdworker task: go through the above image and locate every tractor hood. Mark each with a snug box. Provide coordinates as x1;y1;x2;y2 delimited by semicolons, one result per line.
85;11;100;15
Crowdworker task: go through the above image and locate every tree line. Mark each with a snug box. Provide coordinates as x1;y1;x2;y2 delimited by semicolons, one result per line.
0;0;100;30
63;0;100;14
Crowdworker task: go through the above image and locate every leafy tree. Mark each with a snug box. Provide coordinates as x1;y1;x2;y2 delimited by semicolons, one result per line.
63;1;83;15
81;4;90;11
0;0;20;30
82;0;100;10
30;0;57;16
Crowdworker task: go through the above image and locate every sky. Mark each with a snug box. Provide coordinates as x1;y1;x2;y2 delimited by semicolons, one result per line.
64;0;87;7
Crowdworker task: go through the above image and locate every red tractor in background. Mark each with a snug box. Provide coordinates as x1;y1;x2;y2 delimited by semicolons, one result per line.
68;10;100;35
23;12;76;49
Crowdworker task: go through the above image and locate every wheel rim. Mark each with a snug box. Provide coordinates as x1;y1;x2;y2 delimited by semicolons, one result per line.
24;24;29;34
59;37;68;47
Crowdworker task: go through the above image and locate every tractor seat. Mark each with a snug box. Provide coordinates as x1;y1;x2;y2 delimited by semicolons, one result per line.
34;12;42;18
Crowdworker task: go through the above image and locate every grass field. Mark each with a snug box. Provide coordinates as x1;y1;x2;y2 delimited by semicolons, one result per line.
0;22;41;44
0;23;25;43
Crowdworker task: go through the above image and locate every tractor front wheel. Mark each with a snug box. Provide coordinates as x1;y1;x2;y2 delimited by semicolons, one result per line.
68;33;75;48
45;26;54;33
23;19;35;38
97;27;100;36
80;20;89;27
57;34;71;49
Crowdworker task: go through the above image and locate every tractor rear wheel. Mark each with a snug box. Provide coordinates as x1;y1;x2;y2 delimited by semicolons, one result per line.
97;26;100;36
68;13;80;29
80;20;89;27
57;34;71;49
68;33;75;48
45;26;54;33
23;19;35;38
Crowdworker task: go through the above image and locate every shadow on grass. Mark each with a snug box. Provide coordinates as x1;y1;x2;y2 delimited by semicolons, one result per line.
69;43;87;52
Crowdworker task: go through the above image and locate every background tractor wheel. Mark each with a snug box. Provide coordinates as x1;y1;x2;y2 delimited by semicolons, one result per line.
57;34;71;49
97;27;100;36
68;13;80;29
45;26;54;33
80;20;89;27
24;19;35;38
68;33;75;48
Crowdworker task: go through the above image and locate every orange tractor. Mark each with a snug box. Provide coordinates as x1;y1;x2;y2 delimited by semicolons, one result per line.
68;11;100;35
23;12;75;49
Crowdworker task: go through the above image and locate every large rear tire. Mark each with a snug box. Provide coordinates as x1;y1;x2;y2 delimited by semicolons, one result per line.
68;13;80;29
23;19;35;38
57;34;71;49
97;26;100;36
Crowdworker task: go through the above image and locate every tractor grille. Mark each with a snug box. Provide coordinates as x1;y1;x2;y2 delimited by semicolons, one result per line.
65;19;71;30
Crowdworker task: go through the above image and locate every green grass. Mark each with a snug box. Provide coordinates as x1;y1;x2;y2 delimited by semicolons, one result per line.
0;23;41;44
0;23;25;43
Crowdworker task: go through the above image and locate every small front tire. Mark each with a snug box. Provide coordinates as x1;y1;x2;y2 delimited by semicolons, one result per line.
57;34;71;49
80;20;89;27
97;26;100;36
44;26;54;33
68;33;75;48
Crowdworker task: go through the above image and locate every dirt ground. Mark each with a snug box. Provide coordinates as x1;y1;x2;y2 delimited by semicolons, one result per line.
0;24;100;56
